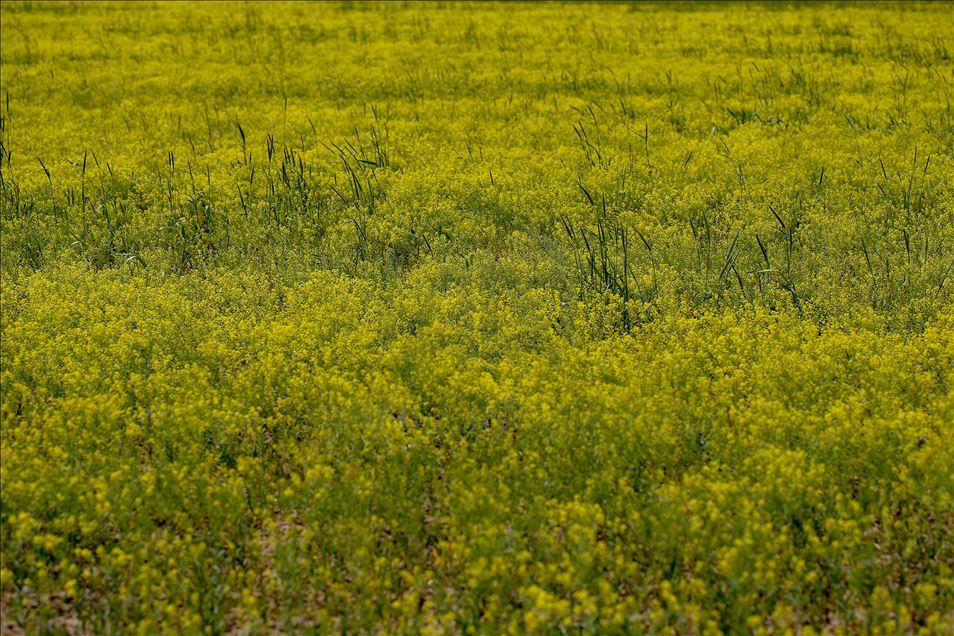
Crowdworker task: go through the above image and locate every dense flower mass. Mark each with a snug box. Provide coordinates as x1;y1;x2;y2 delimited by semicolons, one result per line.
1;1;952;633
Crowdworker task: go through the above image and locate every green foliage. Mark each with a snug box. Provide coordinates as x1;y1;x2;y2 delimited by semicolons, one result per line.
1;2;952;633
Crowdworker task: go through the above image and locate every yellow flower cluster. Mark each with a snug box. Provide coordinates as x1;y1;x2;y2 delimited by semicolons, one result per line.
3;266;951;632
1;1;952;633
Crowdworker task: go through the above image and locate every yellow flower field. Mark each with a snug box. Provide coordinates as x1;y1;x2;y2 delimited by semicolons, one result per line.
1;2;952;633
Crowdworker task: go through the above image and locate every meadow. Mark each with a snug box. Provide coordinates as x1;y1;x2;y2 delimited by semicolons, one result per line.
1;1;953;633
